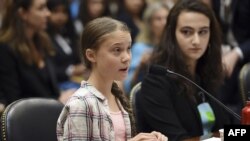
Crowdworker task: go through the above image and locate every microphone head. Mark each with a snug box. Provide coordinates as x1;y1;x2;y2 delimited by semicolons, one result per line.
149;64;168;75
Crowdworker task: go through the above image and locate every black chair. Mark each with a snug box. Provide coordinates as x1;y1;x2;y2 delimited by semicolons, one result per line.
129;82;141;124
239;63;250;105
0;98;64;141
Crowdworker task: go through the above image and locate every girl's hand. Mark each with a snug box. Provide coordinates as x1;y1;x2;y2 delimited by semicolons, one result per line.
129;132;168;141
151;131;168;141
129;133;157;141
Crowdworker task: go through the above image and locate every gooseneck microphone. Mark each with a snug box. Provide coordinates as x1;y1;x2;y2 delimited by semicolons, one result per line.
149;64;241;121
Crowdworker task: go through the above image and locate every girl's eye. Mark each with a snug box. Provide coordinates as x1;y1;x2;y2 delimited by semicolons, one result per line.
182;30;192;36
128;46;131;51
114;47;120;52
199;30;209;35
126;47;132;54
112;47;122;55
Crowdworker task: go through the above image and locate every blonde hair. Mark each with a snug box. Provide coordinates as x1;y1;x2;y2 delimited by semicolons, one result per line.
136;2;169;46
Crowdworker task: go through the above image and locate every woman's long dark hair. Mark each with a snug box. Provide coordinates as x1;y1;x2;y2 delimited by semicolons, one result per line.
81;17;136;136
0;0;54;66
150;0;224;98
78;0;111;26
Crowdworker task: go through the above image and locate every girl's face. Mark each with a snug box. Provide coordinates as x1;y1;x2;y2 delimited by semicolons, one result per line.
88;0;105;18
175;11;210;64
48;5;68;29
91;30;132;81
20;0;50;31
150;7;169;38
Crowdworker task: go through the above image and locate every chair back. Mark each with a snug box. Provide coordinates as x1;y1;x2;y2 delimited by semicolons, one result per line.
1;98;64;141
239;63;250;105
129;82;141;123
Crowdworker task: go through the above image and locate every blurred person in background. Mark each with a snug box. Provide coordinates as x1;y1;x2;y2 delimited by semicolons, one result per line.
47;0;87;91
0;0;72;110
202;0;250;119
123;1;170;94
208;0;250;119
76;0;111;35
116;0;147;44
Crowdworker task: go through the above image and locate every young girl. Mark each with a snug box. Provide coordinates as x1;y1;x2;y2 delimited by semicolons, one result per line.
57;17;167;141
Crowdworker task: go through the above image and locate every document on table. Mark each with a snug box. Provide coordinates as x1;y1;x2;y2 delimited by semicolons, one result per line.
202;137;221;141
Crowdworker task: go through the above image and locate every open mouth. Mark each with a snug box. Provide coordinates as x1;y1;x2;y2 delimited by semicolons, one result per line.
119;67;128;72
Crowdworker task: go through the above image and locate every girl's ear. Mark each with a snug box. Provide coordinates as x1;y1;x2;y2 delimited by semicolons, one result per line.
86;49;96;63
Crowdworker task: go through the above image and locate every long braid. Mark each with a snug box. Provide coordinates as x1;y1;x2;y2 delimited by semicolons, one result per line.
111;82;137;137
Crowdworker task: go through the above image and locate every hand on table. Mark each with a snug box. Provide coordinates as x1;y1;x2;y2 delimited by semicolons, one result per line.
129;131;168;141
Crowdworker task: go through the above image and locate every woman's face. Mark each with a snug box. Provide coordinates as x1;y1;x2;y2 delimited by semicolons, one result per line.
88;0;105;18
124;0;144;15
175;11;210;64
150;7;169;38
48;5;68;29
20;0;50;31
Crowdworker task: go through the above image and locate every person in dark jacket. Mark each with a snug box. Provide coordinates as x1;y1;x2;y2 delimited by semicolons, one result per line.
136;0;231;140
0;0;72;110
209;0;250;117
47;0;86;90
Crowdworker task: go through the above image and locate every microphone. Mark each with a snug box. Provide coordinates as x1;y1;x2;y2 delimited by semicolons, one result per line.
149;64;241;121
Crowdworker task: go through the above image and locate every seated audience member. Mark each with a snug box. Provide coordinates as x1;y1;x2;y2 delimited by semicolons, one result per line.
123;1;170;93
116;0;147;44
47;0;86;91
210;0;250;117
0;0;72;108
76;0;112;35
57;17;168;141
136;0;231;140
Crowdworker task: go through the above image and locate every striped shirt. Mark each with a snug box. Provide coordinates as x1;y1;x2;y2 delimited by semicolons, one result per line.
57;81;132;141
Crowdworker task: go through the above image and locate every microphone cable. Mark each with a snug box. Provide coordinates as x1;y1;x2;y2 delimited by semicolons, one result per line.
166;69;241;121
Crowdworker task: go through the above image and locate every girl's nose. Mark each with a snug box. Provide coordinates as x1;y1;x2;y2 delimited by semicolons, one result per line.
122;52;131;63
192;33;200;45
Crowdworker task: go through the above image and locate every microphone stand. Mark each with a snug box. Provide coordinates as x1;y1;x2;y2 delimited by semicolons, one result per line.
166;69;241;121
